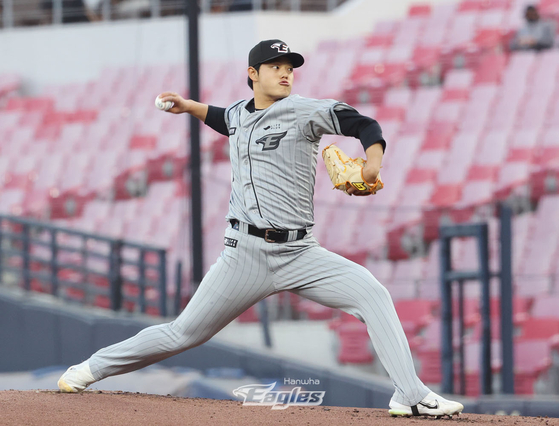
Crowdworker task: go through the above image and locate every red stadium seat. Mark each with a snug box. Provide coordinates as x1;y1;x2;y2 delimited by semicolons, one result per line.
298;300;336;320
323;198;368;257
408;47;441;88
412;46;440;69
473;28;506;50
336;322;373;364
113;152;149;201
364;259;394;289
6;97;54;112
350;62;409;87
517;196;559;281
237;306;259;323
414;320;464;383
441;88;470;101
129;135;157;150
0;73;21;98
443;69;475;89
513;339;553;395
432;101;466;123
395;299;438;337
453;341;502;396
421;123;456;150
473;54;507;84
458;0;484;12
365;34;394;48
451;180;495;223
467;164;500;181
492;297;532;324
387;183;434;260
469;298;532;340
383;87;412;108
530;295;559;319
328;311;364;331
519;318;559;340
408;4;432;16
531;128;559;200
405;167;438;184
452;339;551;396
493;162;531;201
429;184;463;207
389;258;424;300
423;184;464;239
375;106;406;121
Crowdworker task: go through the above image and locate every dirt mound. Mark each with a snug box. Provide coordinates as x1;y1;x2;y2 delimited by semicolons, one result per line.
1;390;557;426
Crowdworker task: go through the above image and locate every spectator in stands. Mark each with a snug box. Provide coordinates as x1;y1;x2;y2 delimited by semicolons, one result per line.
510;5;555;51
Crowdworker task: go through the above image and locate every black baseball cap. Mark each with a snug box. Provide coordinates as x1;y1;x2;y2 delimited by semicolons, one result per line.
248;39;305;68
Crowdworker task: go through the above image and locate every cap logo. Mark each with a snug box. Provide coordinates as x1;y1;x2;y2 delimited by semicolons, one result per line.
271;42;289;53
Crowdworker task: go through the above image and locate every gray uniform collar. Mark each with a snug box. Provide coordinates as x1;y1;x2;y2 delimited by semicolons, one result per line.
245;95;298;113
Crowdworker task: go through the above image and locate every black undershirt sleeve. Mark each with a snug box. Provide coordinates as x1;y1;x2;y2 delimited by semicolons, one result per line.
334;109;386;153
204;105;229;137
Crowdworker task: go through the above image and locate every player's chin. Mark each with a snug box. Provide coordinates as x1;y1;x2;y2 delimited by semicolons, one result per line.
276;86;292;97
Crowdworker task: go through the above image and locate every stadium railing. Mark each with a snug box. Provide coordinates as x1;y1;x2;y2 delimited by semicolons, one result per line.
0;214;169;316
0;0;349;28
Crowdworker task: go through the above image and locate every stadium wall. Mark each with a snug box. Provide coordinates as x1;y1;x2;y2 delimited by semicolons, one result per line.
0;0;451;94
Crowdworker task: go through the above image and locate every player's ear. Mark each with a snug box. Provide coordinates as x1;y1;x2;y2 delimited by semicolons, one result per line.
248;66;259;84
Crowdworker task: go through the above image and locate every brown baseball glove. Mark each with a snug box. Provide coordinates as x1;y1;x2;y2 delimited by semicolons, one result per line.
322;144;384;196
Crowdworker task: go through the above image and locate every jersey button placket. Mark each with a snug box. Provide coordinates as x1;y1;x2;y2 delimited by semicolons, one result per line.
238;124;258;216
247;119;264;219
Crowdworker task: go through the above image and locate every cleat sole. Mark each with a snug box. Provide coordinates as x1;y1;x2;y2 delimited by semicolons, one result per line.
388;409;411;417
388;409;463;419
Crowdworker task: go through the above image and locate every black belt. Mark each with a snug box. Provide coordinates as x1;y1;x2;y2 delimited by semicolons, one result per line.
230;219;307;243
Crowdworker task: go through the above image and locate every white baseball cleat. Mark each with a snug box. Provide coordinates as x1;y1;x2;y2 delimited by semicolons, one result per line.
57;360;96;393
388;391;464;418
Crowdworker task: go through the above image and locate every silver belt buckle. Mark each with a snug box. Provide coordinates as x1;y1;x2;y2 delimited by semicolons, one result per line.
264;229;276;243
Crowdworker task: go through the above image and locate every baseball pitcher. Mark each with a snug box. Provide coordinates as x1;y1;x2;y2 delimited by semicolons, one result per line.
58;39;463;418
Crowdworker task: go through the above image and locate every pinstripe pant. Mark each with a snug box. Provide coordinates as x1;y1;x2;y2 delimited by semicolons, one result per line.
88;223;430;405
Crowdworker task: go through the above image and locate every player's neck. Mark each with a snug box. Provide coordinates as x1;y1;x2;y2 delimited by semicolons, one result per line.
253;92;285;110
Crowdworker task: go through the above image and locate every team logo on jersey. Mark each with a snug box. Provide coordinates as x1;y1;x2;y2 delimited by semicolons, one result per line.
271;42;289;53
256;131;287;151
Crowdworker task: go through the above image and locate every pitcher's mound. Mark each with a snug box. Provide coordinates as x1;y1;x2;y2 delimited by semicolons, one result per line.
1;390;557;425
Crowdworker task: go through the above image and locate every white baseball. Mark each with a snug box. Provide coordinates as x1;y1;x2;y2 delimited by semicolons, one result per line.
155;96;174;111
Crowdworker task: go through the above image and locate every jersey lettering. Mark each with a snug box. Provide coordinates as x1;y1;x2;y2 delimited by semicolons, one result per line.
255;131;287;151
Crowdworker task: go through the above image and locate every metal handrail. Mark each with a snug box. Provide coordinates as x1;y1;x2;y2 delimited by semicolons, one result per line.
0;214;168;316
0;0;348;29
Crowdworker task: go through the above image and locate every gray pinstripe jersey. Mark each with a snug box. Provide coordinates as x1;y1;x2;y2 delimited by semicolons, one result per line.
224;94;355;230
